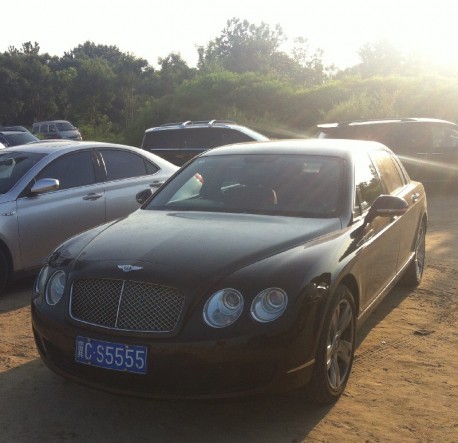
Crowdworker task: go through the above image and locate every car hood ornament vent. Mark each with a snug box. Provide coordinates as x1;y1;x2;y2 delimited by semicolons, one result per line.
118;265;143;272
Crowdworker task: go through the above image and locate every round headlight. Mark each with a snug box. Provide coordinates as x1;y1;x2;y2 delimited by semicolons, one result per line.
34;265;49;294
45;270;66;305
251;288;288;322
33;265;50;305
203;288;244;328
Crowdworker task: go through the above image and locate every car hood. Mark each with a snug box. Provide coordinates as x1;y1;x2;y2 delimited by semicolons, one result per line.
61;130;81;138
74;210;341;283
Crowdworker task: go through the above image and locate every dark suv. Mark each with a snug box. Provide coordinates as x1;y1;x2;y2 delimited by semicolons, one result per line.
141;120;269;165
316;118;458;184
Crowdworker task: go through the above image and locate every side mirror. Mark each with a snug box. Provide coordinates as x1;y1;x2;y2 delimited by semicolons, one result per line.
365;195;408;225
31;178;60;194
136;188;153;205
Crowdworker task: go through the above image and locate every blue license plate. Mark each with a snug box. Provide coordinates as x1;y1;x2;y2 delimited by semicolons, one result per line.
75;336;147;374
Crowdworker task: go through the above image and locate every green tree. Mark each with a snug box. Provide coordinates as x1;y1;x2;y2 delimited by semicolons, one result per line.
156;52;195;96
63;42;152;130
0;42;57;124
198;18;285;74
198;19;328;87
68;57;116;124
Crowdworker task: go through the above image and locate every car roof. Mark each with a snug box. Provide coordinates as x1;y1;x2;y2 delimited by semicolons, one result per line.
201;138;390;159
317;117;457;128
33;120;72;125
0;131;29;136
3;141;144;155
145;120;264;133
0;126;29;132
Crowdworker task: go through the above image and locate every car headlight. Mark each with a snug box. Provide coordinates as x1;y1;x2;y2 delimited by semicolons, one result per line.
203;288;244;328
33;265;50;305
251;288;288;322
45;270;66;305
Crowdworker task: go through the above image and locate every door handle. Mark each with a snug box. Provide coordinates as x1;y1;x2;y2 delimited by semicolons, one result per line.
411;192;420;203
150;181;164;188
83;192;103;201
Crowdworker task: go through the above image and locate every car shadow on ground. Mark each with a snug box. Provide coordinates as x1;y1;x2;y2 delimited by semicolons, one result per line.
0;359;331;442
355;283;413;348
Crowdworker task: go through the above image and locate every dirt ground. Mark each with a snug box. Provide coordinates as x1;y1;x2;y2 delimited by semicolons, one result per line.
0;189;457;443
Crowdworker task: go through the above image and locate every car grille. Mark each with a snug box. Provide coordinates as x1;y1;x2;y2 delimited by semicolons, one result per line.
70;279;185;332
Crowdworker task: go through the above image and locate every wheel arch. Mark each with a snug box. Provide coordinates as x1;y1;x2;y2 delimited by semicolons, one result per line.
410;212;427;252
0;238;13;289
337;274;360;315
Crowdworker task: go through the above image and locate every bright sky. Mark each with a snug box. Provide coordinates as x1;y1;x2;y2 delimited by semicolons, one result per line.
1;0;456;69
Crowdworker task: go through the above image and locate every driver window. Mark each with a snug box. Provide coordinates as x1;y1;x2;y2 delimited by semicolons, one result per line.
354;153;383;214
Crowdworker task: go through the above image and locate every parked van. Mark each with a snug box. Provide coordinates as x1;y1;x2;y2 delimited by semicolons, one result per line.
316;117;458;184
32;120;82;141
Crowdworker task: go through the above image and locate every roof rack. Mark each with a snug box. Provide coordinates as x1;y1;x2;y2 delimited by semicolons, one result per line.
317;118;424;128
160;120;236;128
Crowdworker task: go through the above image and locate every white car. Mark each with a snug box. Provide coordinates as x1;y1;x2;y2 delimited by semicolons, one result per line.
0;141;178;292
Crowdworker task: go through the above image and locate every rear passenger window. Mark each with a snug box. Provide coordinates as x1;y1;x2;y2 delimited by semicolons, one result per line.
431;124;458;150
219;128;255;145
371;150;404;194
394;124;432;154
100;150;158;181
143;130;187;150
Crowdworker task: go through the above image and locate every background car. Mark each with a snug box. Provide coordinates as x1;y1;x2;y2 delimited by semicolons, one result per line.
0;141;177;292
316;117;458;185
0;125;30;133
32;139;427;403
32;120;83;141
141;119;269;165
0;130;40;147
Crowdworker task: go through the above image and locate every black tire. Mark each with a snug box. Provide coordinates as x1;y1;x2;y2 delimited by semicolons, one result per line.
307;285;356;404
0;250;9;294
402;221;426;287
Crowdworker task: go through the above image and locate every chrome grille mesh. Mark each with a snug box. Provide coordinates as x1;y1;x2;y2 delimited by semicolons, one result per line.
70;279;185;332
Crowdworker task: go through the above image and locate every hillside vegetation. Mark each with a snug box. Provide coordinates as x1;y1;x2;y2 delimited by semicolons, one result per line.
1;18;457;145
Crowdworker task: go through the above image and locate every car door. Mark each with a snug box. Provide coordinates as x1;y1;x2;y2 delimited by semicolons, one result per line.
97;148;167;221
371;150;426;272
17;150;105;270
352;152;401;310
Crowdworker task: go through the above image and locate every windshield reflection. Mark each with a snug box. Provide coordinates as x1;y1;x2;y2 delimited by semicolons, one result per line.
147;154;344;218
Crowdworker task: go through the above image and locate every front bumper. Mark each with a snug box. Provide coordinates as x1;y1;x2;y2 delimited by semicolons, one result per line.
31;304;318;399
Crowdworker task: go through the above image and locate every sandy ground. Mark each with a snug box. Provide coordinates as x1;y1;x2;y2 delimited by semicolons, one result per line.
0;190;457;443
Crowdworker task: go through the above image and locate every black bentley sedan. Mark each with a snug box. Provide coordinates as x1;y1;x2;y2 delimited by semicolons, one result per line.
32;139;427;403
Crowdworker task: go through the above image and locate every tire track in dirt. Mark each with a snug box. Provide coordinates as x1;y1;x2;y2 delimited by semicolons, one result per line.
351;258;457;380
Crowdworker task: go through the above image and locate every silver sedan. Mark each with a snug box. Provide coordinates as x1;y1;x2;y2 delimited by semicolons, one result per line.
0;141;178;292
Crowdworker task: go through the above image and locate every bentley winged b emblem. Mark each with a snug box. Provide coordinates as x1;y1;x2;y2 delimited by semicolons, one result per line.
117;264;143;272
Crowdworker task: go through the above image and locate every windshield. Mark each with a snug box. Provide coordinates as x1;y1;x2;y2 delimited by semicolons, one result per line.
147;154;345;218
56;122;75;131
0;151;47;194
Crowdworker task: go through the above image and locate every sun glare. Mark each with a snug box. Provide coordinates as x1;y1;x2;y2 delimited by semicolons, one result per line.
366;2;457;68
